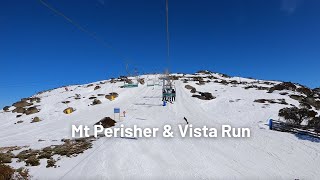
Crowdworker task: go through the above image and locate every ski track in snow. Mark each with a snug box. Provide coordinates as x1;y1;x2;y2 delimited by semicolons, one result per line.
0;73;320;179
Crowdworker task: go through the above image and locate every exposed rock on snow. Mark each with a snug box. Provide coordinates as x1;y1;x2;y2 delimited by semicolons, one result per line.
105;92;119;100
61;101;70;104
12;107;26;114
137;78;145;85
94;86;101;90
254;99;288;105
2;106;10;112
92;99;102;105
25;107;39;115
192;92;215;100
31;117;41;123
12;101;33;108
94;117;116;128
269;82;297;93
63;107;74;114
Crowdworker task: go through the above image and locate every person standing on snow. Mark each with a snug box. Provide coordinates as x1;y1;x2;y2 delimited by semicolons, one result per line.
172;89;176;101
162;89;167;101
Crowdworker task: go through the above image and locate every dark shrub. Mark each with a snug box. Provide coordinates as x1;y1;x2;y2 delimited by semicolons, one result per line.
269;82;296;93
297;87;313;96
25;155;40;166
279;107;317;125
0;152;14;163
0;164;14;179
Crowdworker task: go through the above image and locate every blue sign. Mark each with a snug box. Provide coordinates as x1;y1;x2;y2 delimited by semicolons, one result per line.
114;108;120;113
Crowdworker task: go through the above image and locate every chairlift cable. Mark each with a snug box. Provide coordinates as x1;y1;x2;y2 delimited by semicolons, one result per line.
38;0;131;63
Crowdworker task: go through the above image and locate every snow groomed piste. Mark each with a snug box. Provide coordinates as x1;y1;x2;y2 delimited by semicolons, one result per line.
1;72;320;179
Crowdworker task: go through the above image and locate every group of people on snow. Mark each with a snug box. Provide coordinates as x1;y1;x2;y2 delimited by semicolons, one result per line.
162;88;176;102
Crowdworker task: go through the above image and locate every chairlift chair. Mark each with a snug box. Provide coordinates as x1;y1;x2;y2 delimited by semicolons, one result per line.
162;77;176;100
122;78;138;88
147;79;155;87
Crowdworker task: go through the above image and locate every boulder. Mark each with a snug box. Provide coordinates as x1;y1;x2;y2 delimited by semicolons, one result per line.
3;106;10;111
254;99;268;103
193;77;203;82
196;81;205;85
12;107;26;114
12;101;33;108
192;92;215;100
185;85;195;90
94;117;116;128
92;99;102;105
105;92;119;100
137;78;145;85
94;86;101;90
25;107;39;115
110;92;119;97
219;80;228;85
31;117;41;123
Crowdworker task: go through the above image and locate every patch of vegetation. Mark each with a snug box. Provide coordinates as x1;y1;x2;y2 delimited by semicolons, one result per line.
269;82;297;93
46;158;57;168
13;137;94;169
25;155;40;166
279;107;318;125
0;152;14;163
0;163;15;180
16;149;40;162
0;163;31;180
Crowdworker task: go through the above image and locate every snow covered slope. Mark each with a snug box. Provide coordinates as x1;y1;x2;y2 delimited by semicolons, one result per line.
1;72;320;179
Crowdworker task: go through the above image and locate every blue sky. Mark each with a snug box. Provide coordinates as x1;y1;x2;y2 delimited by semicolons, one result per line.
0;0;320;107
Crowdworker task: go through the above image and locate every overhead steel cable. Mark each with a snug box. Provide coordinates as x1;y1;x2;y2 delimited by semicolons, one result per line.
38;0;130;62
165;0;170;72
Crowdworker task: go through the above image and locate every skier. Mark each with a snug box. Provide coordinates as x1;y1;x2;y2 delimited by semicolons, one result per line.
172;89;176;101
162;89;167;101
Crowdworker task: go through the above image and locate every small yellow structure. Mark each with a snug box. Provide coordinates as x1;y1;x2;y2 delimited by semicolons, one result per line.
63;107;74;114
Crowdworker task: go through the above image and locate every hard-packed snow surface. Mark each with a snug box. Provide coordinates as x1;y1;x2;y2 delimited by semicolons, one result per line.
1;73;320;179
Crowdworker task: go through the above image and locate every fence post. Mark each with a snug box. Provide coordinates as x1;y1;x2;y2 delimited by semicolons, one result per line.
269;119;273;130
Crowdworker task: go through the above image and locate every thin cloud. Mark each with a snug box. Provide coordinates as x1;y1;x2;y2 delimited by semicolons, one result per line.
281;0;302;14
97;0;105;6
